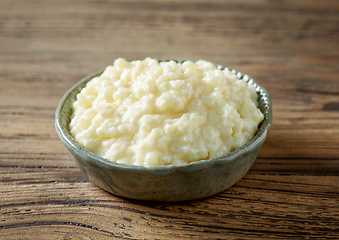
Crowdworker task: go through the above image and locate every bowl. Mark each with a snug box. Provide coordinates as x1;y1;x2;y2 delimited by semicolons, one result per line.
55;59;272;202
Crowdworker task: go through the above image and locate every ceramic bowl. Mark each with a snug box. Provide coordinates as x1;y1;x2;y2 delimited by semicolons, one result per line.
55;60;272;202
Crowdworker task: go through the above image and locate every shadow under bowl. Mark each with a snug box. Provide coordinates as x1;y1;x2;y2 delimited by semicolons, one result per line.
55;60;272;202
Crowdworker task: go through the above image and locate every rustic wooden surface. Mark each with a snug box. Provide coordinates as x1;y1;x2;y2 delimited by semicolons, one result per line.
1;0;338;239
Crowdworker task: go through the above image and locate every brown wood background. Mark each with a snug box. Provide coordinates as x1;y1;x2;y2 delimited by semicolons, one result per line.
1;0;338;239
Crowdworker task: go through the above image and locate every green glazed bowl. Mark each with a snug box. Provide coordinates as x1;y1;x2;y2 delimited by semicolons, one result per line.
55;60;272;202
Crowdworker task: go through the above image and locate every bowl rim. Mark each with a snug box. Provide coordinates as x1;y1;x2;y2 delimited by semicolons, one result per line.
55;59;272;174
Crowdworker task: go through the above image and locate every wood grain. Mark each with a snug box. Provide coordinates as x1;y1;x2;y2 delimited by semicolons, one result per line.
1;0;338;239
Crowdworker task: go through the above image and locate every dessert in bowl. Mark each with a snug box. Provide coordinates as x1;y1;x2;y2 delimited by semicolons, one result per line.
55;58;272;202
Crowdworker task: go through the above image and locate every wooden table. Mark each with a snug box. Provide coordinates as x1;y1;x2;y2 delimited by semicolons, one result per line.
1;0;338;239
